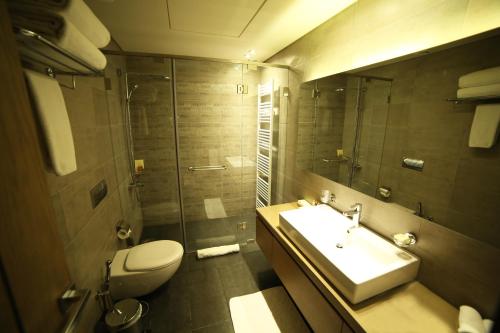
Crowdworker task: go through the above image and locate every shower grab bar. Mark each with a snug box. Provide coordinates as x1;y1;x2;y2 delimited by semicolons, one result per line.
322;156;350;163
188;165;227;171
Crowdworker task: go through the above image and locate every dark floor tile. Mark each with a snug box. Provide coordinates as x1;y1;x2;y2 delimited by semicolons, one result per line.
186;253;219;271
223;281;259;301
211;252;246;268
190;294;230;330
189;278;225;303
146;298;191;333
192;320;235;333
242;247;282;290
128;244;280;333
218;262;256;289
187;266;221;286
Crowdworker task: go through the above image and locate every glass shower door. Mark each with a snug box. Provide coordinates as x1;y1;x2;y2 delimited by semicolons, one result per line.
125;56;183;244
175;59;246;252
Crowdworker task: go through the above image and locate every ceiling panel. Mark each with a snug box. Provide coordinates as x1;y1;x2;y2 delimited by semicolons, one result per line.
87;0;357;61
167;0;266;37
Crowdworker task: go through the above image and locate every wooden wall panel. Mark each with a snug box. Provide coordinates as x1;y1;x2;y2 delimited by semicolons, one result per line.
0;4;72;332
0;265;20;333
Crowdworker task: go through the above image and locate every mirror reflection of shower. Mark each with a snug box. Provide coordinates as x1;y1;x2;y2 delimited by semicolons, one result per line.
124;73;171;197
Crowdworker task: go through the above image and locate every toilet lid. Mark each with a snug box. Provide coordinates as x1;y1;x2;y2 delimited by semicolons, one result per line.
125;240;183;271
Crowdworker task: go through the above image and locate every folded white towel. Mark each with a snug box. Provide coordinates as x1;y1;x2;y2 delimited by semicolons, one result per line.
469;104;500;148
24;69;77;176
457;84;500;99
458;305;485;333
197;244;240;259
459;66;500;88
11;8;107;71
12;0;110;48
55;19;107;70
483;319;494;333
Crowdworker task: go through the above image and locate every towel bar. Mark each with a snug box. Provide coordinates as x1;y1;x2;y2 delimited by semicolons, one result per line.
188;165;227;171
15;27;103;76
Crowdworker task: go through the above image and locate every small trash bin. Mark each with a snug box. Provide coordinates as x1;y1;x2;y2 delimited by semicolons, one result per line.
105;298;143;333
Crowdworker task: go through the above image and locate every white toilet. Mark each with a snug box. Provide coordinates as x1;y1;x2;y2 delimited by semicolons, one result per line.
109;240;184;300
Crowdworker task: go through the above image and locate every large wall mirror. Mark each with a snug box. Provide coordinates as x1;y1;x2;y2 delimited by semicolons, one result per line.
296;34;500;248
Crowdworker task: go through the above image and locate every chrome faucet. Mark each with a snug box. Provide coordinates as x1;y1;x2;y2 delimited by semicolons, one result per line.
336;203;363;249
342;203;362;229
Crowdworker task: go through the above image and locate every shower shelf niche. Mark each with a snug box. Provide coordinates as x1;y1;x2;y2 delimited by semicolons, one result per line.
14;27;103;77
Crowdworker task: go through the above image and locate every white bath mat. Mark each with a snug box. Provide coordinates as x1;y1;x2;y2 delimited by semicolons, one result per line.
229;286;310;333
204;198;227;219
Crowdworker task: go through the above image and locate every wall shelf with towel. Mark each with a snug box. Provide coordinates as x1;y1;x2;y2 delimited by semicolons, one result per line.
15;27;103;77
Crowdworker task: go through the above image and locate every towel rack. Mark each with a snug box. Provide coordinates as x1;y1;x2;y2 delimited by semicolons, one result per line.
446;96;500;104
14;27;103;77
256;81;274;208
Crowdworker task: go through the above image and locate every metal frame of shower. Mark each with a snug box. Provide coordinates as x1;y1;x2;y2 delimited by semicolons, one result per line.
117;51;288;252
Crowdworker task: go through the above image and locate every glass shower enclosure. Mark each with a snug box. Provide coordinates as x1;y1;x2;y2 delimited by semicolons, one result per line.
122;55;288;253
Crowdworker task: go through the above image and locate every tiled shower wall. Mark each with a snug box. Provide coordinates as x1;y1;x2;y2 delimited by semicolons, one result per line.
296;76;348;183
296;80;315;172
313;76;347;181
45;55;143;331
122;58;288;251
348;77;391;197
125;56;182;243
175;60;260;250
175;60;256;223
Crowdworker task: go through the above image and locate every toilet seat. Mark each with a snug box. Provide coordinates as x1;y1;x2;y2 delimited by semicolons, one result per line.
125;240;183;272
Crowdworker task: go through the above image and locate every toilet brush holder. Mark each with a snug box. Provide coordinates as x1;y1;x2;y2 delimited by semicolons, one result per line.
96;290;115;312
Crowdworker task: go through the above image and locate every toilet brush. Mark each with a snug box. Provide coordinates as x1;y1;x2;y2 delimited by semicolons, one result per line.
96;260;121;314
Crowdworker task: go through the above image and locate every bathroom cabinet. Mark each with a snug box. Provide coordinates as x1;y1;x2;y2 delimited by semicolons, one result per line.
257;214;348;333
256;203;458;333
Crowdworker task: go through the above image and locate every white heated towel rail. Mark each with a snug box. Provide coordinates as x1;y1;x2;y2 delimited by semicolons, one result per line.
256;81;273;208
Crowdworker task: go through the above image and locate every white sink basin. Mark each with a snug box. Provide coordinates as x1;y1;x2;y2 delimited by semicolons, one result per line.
279;204;420;303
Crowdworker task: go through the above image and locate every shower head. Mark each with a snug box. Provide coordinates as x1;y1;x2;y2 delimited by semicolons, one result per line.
127;84;139;101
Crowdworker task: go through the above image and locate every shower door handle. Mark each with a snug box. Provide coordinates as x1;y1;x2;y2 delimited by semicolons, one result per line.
188;165;227;171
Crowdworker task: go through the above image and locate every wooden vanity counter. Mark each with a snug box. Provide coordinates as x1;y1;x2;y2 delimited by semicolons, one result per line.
256;203;458;333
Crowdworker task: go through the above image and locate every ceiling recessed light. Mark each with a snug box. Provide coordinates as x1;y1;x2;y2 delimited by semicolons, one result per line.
244;49;256;60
